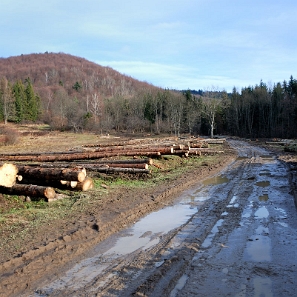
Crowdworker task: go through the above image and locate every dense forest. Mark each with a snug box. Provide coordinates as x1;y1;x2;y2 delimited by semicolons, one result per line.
0;53;296;138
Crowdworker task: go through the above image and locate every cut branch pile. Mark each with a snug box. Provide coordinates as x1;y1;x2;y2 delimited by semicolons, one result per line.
0;137;226;201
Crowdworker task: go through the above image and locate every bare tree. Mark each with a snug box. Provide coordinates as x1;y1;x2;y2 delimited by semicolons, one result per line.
167;93;184;137
0;77;15;124
202;89;222;138
90;92;102;123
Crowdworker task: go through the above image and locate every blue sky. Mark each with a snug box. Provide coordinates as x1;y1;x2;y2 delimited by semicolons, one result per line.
1;0;297;92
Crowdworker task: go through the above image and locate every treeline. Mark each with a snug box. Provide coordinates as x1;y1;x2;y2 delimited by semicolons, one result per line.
226;77;297;138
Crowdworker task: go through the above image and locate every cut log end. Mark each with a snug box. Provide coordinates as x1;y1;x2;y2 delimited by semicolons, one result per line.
75;177;94;191
0;163;18;187
44;187;56;199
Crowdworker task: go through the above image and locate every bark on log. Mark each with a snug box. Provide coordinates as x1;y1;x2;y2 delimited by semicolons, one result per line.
93;147;173;154
189;142;203;148
0;151;161;162
17;166;86;182
189;148;224;154
172;150;189;157
0;184;56;200
91;158;153;165
0;163;18;187
91;167;150;174
188;150;202;156
17;158;153;168
106;163;149;169
266;141;287;146
205;138;226;144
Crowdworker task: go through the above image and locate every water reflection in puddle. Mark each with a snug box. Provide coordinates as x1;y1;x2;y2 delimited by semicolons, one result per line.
255;206;269;219
260;155;274;159
201;219;224;248
105;204;197;256
242;202;253;219
253;277;273;297
259;171;271;177
236;156;249;161
278;222;288;228
259;194;269;201
203;175;229;186
246;226;271;262
256;181;270;187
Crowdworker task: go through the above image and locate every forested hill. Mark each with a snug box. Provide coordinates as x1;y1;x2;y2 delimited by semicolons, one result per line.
0;52;168;132
0;52;156;98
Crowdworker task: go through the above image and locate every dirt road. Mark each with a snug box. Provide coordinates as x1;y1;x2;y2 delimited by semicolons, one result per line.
17;140;295;297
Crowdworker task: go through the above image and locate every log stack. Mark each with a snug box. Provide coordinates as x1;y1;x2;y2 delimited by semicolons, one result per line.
0;136;225;201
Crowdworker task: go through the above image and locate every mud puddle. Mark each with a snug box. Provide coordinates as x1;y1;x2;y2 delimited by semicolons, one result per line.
33;176;221;295
202;174;229;186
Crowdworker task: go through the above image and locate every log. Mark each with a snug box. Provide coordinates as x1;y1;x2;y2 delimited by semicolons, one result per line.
106;163;149;169
189;142;203;148
189;148;224;154
205;138;226;144
75;177;94;191
266;141;287;146
0;184;56;201
172;150;189;157
0;163;18;187
17;166;86;182
16;175;23;182
93;147;173;154
0;151;161;162
92;167;150;174
59;177;94;191
60;180;78;188
188;150;202;156
93;158;153;165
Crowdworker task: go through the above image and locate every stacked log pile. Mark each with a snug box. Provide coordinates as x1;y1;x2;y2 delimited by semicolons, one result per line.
0;137;226;201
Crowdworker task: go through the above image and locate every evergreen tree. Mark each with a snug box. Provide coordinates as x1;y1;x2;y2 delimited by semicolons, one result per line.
24;78;40;121
13;80;26;123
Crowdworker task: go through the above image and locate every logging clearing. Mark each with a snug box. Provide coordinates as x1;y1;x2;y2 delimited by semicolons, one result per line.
0;132;227;201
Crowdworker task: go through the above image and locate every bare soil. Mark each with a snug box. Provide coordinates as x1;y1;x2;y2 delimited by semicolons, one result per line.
0;127;238;296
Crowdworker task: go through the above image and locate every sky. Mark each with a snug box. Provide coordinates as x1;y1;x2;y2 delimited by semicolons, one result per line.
1;0;297;92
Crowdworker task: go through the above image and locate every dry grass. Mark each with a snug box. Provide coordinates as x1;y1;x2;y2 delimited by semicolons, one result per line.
0;123;123;154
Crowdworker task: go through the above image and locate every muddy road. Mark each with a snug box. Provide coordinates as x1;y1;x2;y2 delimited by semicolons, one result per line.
6;140;297;296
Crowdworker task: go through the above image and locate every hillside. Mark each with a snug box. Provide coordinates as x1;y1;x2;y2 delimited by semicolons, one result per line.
0;52;156;98
0;53;166;132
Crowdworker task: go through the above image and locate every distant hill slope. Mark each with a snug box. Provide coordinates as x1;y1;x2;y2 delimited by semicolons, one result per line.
0;52;157;99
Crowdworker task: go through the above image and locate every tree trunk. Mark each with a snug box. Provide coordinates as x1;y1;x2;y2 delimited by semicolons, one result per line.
0;163;18;187
0;184;56;201
17;166;86;182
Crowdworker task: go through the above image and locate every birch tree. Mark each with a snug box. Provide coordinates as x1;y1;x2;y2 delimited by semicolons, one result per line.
0;77;15;124
202;89;222;138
